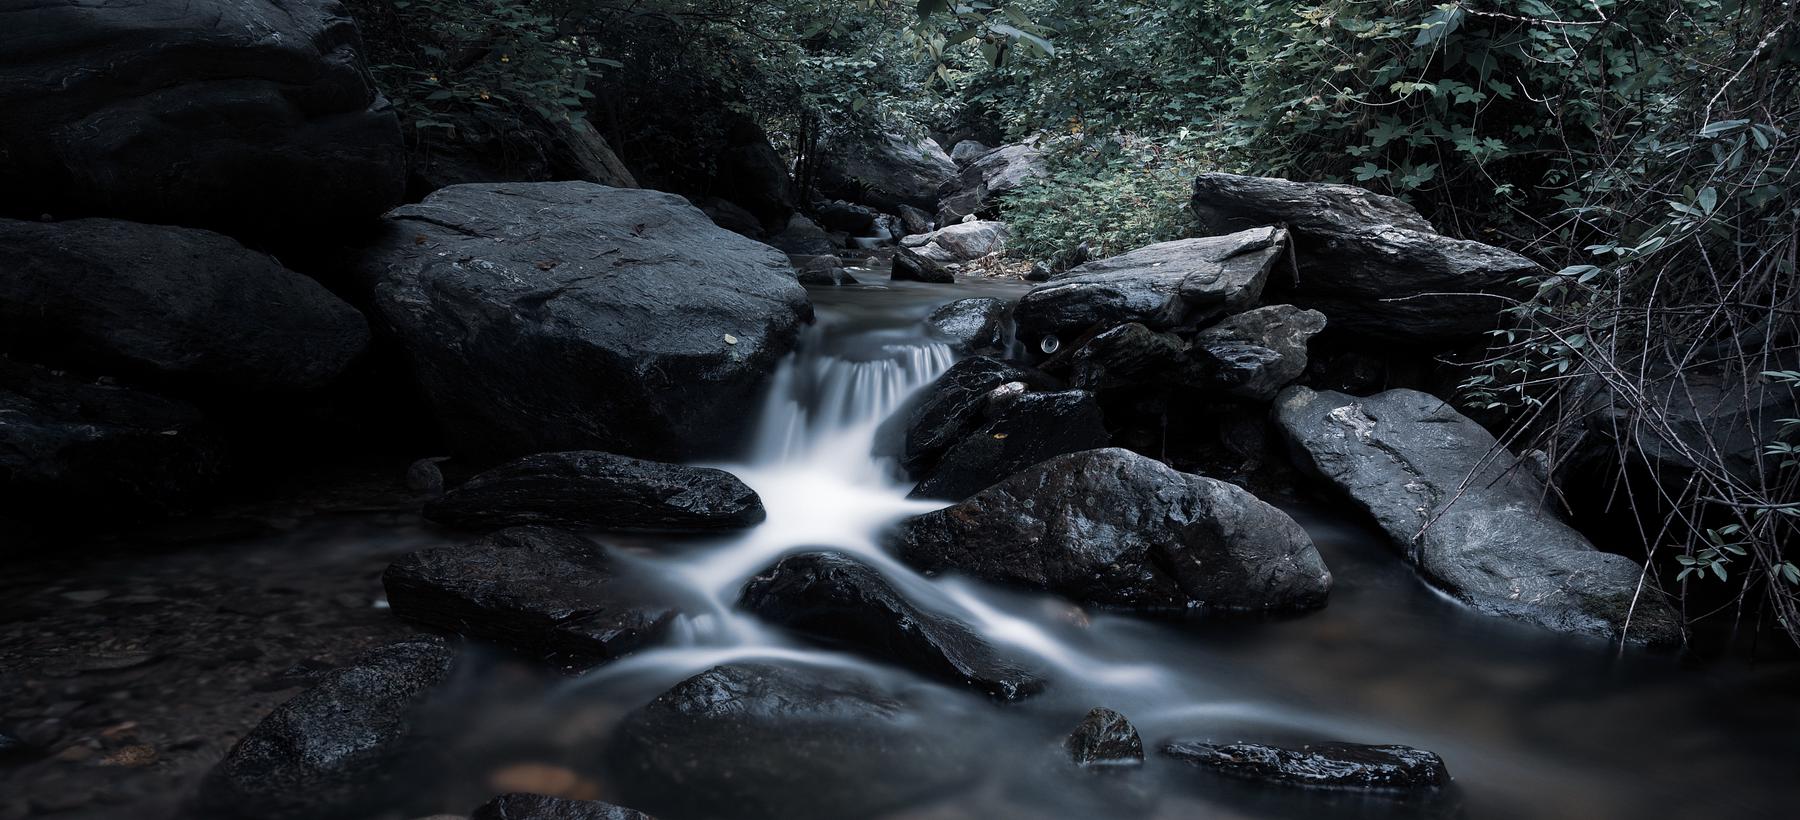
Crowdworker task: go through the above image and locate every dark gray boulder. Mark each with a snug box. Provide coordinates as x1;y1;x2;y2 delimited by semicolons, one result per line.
1190;173;1534;342
0;361;226;516
1068;323;1186;391
471;793;656;820
0;218;369;392
949;140;992;165
740;552;1047;700
791;254;858;286
1163;740;1449;791
894;448;1332;612
1191;305;1327;401
888;356;1041;474
715;118;799;230
0;0;404;240
1014;226;1289;349
423;451;764;533
1066;707;1144;767
815;200;880;236
363;182;810;462
1273;386;1682;644
767;213;839;255
924;298;1009;353
197;636;456;819
698;197;766;239
891;246;955;284
909;390;1111;501
1577;362;1798;486
818;132;959;212
604;663;975;820
936;141;1047;225
382;526;682;672
896;204;935;237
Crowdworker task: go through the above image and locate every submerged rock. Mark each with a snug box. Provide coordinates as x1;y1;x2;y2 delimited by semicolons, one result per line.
1162;740;1448;791
383;527;681;671
909;389;1110;501
423;451;764;533
364;182;810;462
1065;707;1144;767
891;246;955;283
605;663;975;820
924;297;1009;353
895;448;1331;612
1191;305;1326;401
1273;387;1682;644
740;552;1046;700
197;636;456;819
471;793;656;820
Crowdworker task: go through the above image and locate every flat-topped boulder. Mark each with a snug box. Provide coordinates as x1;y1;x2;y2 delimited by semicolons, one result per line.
1274;386;1682;644
1163;740;1449;791
362;182;811;462
423;451;764;533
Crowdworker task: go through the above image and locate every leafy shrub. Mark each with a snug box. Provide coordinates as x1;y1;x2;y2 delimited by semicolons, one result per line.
1004;133;1205;261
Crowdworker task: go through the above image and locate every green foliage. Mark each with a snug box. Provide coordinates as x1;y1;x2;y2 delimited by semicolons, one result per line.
1006;133;1204;260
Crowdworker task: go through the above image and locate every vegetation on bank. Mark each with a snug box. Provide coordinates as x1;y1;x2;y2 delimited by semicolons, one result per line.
343;0;1798;646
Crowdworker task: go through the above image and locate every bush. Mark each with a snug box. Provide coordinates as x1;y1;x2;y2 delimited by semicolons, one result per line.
1003;133;1205;262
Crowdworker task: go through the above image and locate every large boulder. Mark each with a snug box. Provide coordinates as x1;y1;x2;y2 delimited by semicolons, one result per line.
1576;362;1798;486
740;552;1047;700
936;141;1047;225
423;451;764;533
814;200;880;236
604;663;975;820
901;220;1010;263
1013;227;1289;349
910;390;1110;501
197;636;456;819
767;213;840;256
1190;173;1535;342
383;526;683;672
1190;305;1327;401
0;218;368;392
890;246;955;284
818;132;959;212
0;0;404;240
715;118;798;230
949;140;992;165
893;448;1332;612
885;356;1042;474
1066;323;1186;391
923;298;1009;354
362;182;811;462
1273;386;1682;644
0;361;226;517
1162;740;1449;792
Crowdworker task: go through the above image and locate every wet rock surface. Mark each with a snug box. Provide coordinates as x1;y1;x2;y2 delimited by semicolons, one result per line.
1065;707;1144;767
891;246;956;283
885;356;1043;475
1191;305;1326;401
740;552;1047;700
383;527;683;671
604;663;975;820
923;297;1010;353
895;448;1332;611
909;389;1111;501
423;451;764;533
1162;740;1449;791
363;182;811;462
471;792;657;820
1274;386;1682;644
197;635;457;819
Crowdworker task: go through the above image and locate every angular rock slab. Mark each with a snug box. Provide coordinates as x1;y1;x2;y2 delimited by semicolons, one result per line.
1014;226;1288;348
1192;305;1327;401
936;142;1048;225
740;552;1047;700
909;389;1111;501
0;218;369;392
1273;386;1682;644
383;526;682;671
1066;707;1144;767
924;297;1010;354
1068;323;1186;391
1163;740;1448;791
903;220;1010;263
472;793;656;820
423;450;764;533
198;636;456;819
1190;173;1533;342
894;448;1332;612
891;246;955;283
884;356;1042;474
364;182;810;462
0;0;404;239
604;663;976;820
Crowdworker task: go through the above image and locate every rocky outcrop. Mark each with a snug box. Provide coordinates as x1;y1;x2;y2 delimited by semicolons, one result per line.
383;526;683;671
363;182;810;462
0;361;226;516
909;390;1110;501
901;221;1010;263
0;0;404;240
1273;387;1682;644
891;247;955;283
1191;305;1327;401
197;636;456;819
605;663;974;820
924;298;1009;354
937;142;1047;225
423;451;765;533
471;793;656;820
949;140;992;165
1013;226;1288;349
1067;323;1186;391
894;448;1332;611
740;552;1046;700
815;200;880;236
1190;173;1535;342
1065;707;1144;767
1163;740;1449;791
818;132;959;212
0;218;369;393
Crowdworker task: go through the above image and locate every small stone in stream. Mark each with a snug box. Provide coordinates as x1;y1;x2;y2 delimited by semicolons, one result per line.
891;246;955;283
424;451;765;533
1162;740;1449;791
909;390;1110;501
739;552;1047;700
383;527;682;672
472;792;657;820
486;763;601;801
1065;707;1144;767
